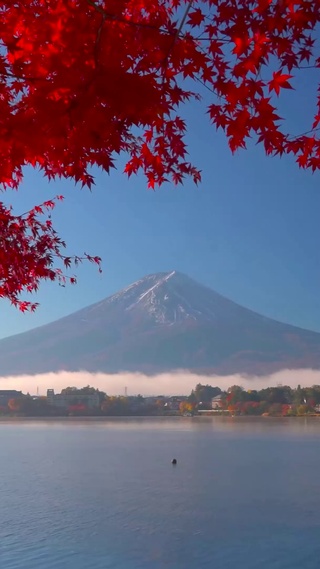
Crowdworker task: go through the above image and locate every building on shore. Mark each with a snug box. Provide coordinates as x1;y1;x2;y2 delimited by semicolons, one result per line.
211;395;224;410
0;390;22;406
46;389;100;410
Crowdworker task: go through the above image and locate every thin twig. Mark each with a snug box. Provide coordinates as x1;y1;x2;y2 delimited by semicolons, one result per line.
86;0;171;33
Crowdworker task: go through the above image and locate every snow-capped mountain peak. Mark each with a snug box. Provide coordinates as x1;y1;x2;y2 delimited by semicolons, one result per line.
107;271;212;325
0;270;320;377
83;270;214;325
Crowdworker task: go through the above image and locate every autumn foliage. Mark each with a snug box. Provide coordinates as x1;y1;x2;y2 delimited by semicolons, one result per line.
7;397;24;412
179;400;195;414
1;0;320;309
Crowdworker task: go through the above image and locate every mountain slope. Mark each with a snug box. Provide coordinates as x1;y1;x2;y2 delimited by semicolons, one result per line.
0;271;320;376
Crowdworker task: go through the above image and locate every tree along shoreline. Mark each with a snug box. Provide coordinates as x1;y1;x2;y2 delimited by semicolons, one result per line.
3;383;320;418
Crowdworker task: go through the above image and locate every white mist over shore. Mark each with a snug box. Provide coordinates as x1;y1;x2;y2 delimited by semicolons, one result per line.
0;368;320;396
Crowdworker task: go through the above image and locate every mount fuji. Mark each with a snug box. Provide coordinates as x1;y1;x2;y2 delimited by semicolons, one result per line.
0;270;320;376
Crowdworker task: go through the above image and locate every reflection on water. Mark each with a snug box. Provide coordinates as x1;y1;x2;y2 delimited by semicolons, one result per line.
1;414;320;435
0;418;319;568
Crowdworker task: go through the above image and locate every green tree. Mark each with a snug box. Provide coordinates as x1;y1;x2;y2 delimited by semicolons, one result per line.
258;386;292;405
193;384;221;404
61;385;106;403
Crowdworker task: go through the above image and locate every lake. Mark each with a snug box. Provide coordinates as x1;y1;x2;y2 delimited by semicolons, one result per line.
0;417;320;568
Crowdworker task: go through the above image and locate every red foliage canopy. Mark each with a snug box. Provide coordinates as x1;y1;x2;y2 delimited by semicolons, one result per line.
0;0;319;309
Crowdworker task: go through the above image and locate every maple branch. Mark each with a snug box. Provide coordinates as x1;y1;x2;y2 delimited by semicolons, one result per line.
287;126;320;141
0;70;43;83
194;75;220;100
15;196;64;220
86;0;172;34
160;1;194;93
194;36;230;43
175;0;194;39
93;4;107;68
297;65;319;69
86;0;105;15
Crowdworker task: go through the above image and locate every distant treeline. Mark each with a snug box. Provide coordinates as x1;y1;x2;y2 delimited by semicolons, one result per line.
2;383;320;417
190;383;320;416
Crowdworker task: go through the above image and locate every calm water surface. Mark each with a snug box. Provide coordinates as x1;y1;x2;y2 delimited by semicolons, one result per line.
0;417;320;569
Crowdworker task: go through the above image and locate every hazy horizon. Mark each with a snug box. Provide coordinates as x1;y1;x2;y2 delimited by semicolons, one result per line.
0;368;319;397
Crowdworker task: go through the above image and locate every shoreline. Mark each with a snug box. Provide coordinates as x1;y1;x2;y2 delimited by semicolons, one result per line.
0;414;319;422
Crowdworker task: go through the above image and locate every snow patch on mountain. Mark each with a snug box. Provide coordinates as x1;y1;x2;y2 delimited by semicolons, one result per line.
136;272;175;304
117;270;215;325
81;270;259;328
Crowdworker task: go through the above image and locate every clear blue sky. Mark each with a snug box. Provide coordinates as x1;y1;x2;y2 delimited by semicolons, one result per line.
1;69;320;339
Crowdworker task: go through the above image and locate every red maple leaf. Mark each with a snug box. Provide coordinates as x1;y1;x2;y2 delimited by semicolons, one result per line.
269;71;294;96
